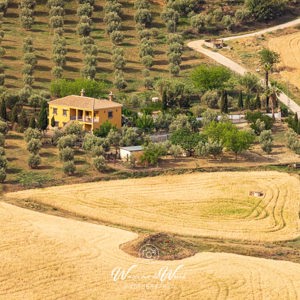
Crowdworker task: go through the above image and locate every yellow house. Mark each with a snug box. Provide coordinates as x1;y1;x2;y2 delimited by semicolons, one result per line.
48;93;122;131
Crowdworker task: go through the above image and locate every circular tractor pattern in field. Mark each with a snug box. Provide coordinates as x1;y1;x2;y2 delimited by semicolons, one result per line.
0;202;299;299
6;171;300;242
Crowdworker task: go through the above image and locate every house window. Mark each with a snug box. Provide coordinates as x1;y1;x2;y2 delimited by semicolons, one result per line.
54;121;59;127
108;111;113;119
53;108;57;115
63;109;68;116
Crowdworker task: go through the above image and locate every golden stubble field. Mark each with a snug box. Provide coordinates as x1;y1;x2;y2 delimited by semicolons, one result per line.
268;30;300;90
1;201;300;299
5;171;300;242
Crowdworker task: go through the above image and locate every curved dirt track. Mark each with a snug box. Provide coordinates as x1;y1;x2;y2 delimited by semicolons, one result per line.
1;202;300;299
5;171;300;242
188;18;300;116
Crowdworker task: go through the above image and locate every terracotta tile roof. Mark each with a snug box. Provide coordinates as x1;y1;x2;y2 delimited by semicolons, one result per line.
49;95;122;111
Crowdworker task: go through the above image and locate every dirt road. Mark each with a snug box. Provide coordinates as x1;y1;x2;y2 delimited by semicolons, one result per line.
188;18;300;116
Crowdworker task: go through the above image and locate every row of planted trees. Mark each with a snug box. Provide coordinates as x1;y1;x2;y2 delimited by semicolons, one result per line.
0;120;8;182
0;0;8;87
105;0;127;89
77;0;98;80
48;0;66;79
134;0;154;89
20;0;36;30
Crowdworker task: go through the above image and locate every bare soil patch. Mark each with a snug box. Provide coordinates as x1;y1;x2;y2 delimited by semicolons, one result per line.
121;233;197;260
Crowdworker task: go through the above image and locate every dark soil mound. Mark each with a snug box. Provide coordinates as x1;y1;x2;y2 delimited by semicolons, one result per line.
121;233;197;260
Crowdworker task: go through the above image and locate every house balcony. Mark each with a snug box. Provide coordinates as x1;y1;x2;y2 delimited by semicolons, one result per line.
70;116;100;123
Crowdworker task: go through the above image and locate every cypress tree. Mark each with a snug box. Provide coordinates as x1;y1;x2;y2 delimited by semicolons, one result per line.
11;105;19;123
162;89;168;111
292;113;299;132
19;109;29;128
238;91;243;109
51;115;55;127
220;90;228;114
29;116;36;128
245;95;250;110
0;99;7;120
254;93;261;109
38;101;48;131
294;112;298;125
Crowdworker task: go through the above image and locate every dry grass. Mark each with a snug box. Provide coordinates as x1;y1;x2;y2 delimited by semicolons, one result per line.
268;30;300;90
220;27;300;104
0;201;300;299
5;171;300;242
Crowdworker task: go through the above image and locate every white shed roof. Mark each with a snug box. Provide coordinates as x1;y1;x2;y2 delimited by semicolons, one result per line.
120;146;143;152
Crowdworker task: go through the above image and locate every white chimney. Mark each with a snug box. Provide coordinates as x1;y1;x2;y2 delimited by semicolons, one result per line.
80;89;85;97
109;91;114;101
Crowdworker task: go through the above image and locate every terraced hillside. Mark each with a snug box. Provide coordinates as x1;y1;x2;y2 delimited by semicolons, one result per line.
6;171;300;242
1;0;200;92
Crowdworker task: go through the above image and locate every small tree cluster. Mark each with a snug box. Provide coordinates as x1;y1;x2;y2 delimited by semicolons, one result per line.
52;32;67;79
137;28;154;88
259;130;273;154
161;1;179;33
140;142;167;166
190;9;236;34
58;134;76;175
287;113;300;135
286;129;300;155
111;47;127;90
47;0;65;30
0;1;8;15
77;0;98;79
22;37;37;91
19;0;36;30
167;33;183;76
47;0;65;78
134;0;152;28
24;128;42;169
0;134;7;181
104;0;124;45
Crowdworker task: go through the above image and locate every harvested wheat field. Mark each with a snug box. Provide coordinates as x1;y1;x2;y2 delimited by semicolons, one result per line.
1;202;300;299
268;31;300;89
5;171;300;242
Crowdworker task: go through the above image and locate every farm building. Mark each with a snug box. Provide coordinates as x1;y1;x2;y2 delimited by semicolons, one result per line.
120;146;143;161
48;91;122;131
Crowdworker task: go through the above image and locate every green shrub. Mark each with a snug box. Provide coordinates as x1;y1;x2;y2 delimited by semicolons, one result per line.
50;78;108;98
93;155;106;172
259;130;273;154
24;128;42;142
51;129;64;145
0;120;8;135
0;147;5;156
0;168;6;183
91;145;104;157
28;154;41;169
65;121;84;136
57;134;77;149
0;155;8;170
59;147;74;161
63;160;76;175
0;133;4;147
17;171;52;188
27;138;42;154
